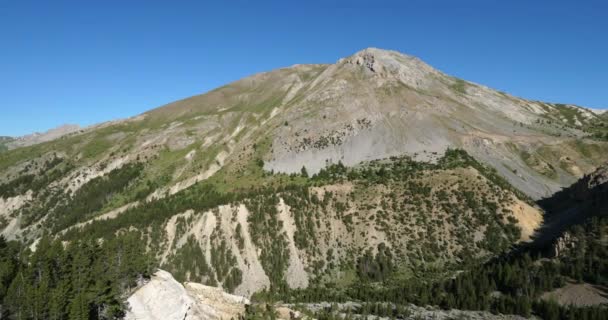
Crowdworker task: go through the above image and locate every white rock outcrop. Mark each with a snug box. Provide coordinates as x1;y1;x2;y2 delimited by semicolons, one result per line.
125;270;249;320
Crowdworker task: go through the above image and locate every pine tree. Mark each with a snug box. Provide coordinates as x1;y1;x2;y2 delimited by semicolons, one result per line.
301;166;308;178
5;271;29;320
49;281;70;320
68;292;90;320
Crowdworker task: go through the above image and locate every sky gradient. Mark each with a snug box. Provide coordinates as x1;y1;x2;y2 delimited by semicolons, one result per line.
1;0;607;136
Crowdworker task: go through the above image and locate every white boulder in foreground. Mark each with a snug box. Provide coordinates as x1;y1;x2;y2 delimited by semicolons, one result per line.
125;270;249;320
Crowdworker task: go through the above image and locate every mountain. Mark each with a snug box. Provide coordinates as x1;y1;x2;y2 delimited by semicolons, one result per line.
141;48;608;199
2;124;81;151
0;48;607;319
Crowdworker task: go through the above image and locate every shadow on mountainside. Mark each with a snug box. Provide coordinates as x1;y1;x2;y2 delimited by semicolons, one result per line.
525;163;608;253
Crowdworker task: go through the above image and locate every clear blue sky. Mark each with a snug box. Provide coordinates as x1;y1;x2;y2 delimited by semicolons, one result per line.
1;0;607;136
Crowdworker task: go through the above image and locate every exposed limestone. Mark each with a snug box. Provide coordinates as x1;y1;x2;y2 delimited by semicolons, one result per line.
225;204;270;297
0;191;32;239
277;198;309;289
161;205;271;297
0;191;32;220
125;270;249;320
259;48;607;200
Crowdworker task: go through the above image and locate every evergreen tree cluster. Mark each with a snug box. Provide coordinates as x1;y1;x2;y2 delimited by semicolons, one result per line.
165;235;215;286
0;232;152;320
0;156;67;200
356;243;394;282
244;195;290;294
49;163;145;232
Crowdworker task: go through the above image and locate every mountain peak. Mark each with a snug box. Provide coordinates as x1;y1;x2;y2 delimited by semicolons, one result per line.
342;47;417;67
351;47;415;57
337;47;441;89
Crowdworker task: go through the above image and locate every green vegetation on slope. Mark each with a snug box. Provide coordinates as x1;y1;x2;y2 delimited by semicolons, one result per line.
450;78;468;95
283;215;608;319
537;102;608;141
0;232;153;319
48;163;146;232
55;149;527;301
0;148;553;318
0;156;69;199
166;235;217;286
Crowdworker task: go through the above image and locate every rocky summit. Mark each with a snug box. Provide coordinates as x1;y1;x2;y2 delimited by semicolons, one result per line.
1;48;607;319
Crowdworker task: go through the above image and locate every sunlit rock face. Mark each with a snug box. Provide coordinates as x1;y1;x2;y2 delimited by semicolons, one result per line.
125;270;249;320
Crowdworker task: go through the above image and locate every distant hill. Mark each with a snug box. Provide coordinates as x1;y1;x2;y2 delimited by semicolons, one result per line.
3;124;81;151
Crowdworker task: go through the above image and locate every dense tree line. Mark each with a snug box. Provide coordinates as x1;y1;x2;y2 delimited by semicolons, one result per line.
0;232;152;320
356;243;394;282
165;235;216;287
210;230;243;293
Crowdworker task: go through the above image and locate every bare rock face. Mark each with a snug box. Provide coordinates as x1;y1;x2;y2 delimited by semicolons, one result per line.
584;163;608;190
551;231;574;258
125;270;249;320
341;48;442;89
